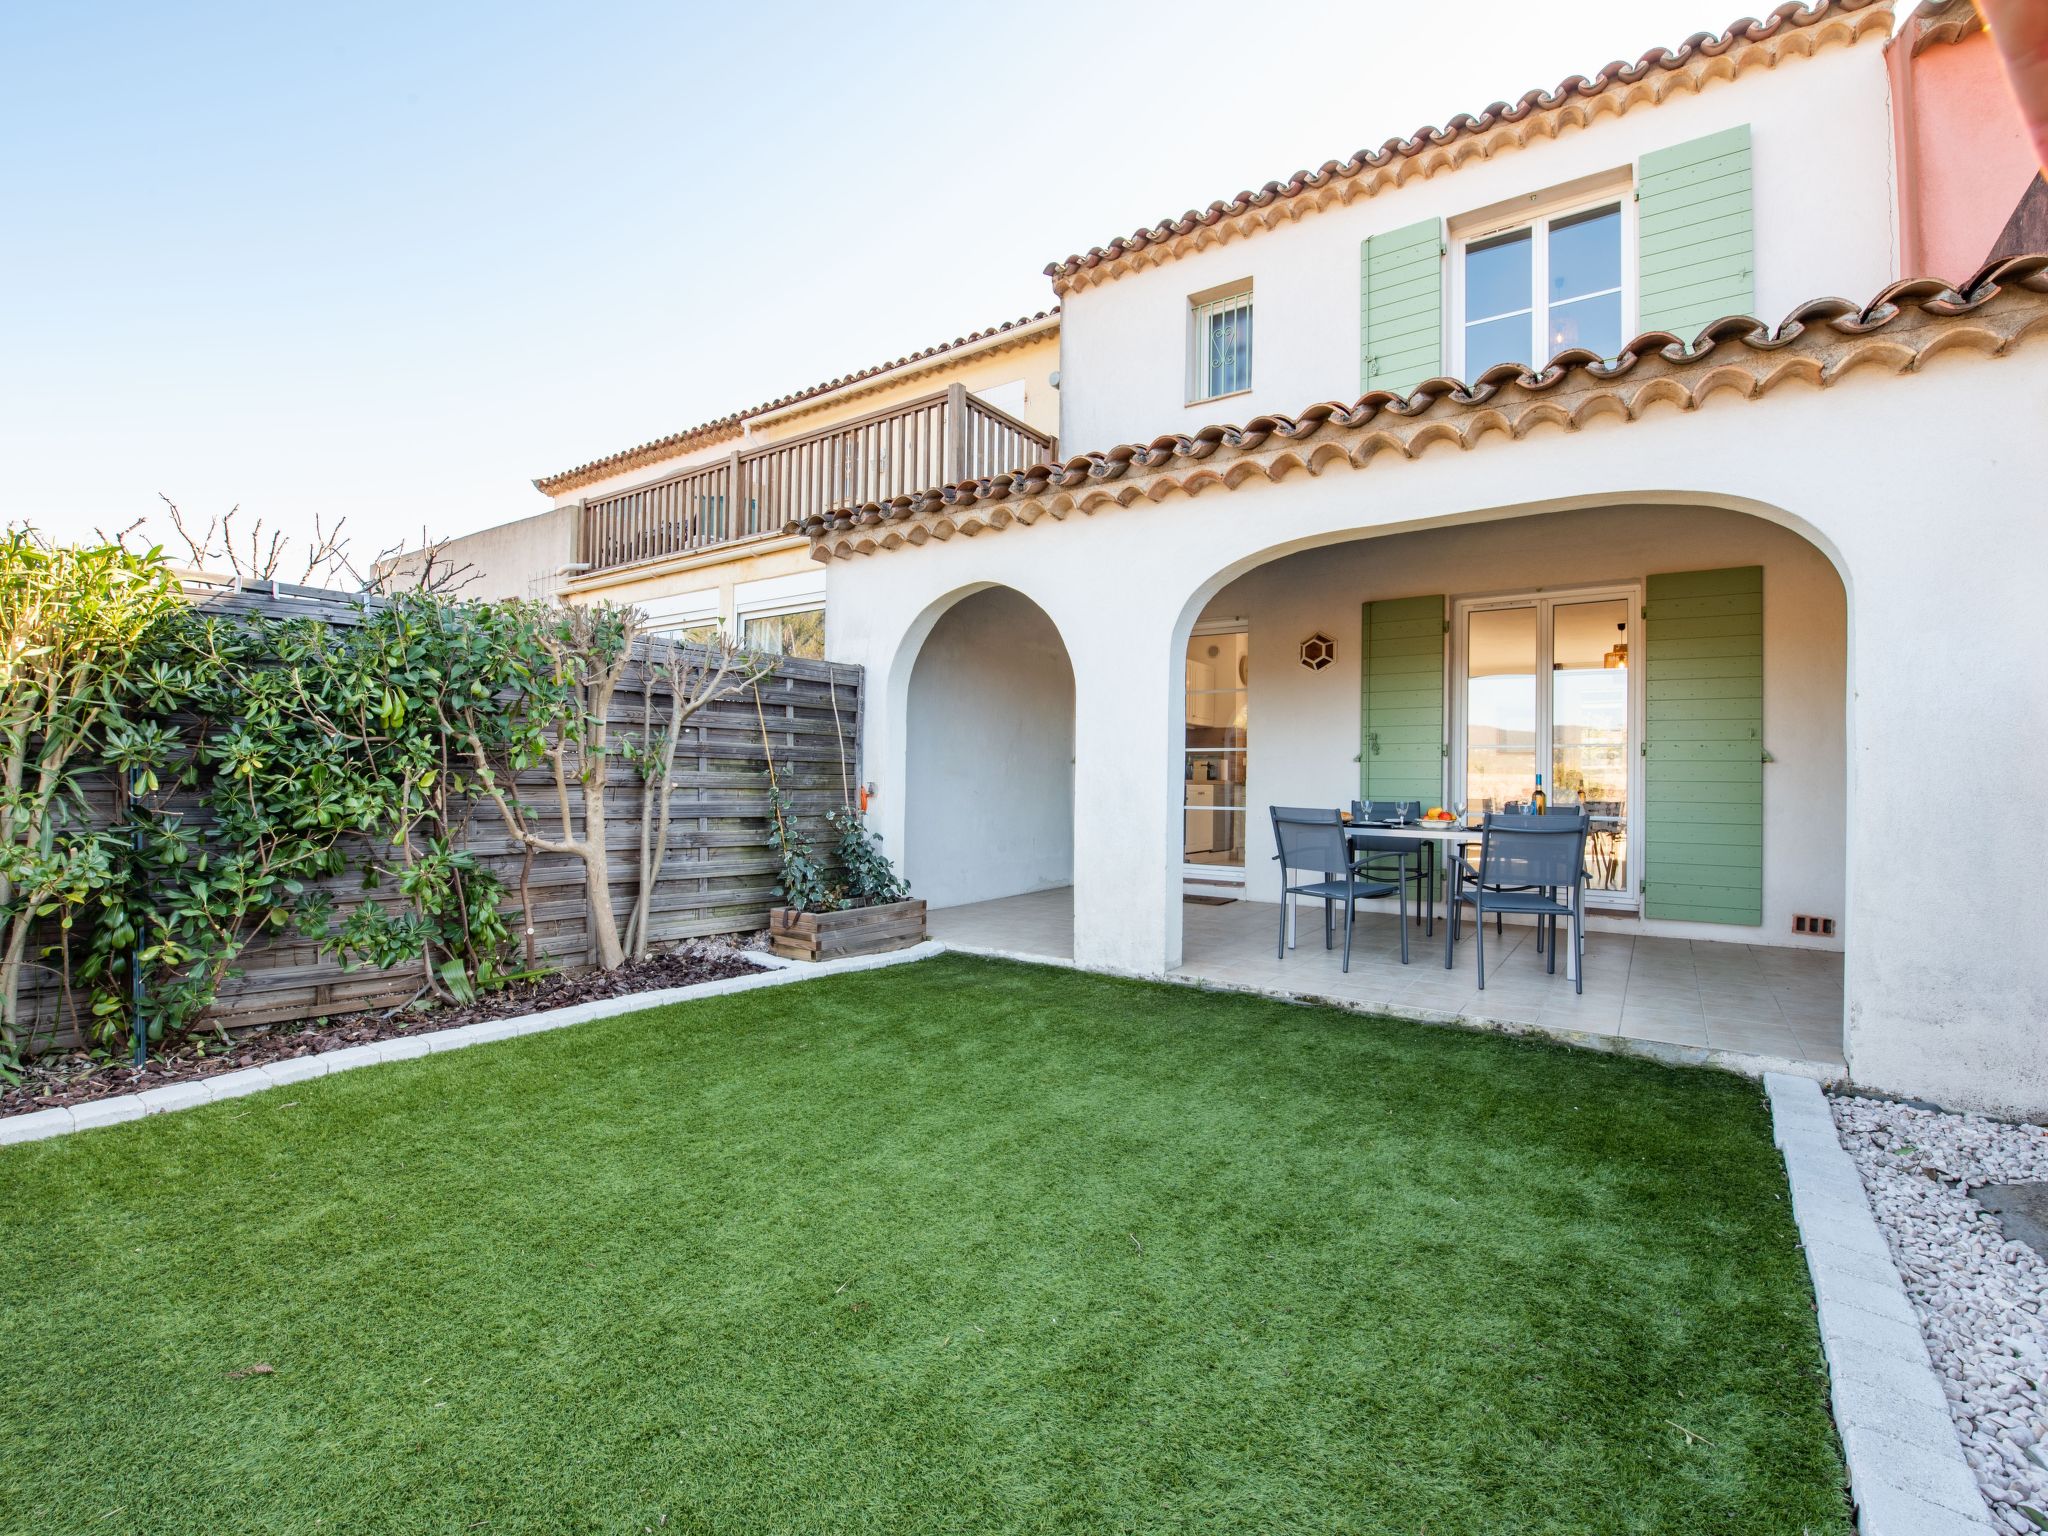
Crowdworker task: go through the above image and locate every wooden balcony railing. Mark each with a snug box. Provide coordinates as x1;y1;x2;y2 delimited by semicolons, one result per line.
579;384;1055;574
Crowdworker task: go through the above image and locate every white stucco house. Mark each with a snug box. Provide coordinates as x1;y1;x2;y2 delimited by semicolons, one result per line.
786;0;2048;1118
425;0;2047;1117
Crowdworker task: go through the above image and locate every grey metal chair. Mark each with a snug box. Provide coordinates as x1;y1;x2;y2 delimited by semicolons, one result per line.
1349;799;1432;935
1452;802;1588;951
1469;813;1590;994
1270;806;1410;971
1537;804;1592;956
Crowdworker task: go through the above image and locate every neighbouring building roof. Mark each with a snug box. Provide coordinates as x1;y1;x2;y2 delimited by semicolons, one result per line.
534;309;1060;497
1043;0;1895;294
794;255;2048;562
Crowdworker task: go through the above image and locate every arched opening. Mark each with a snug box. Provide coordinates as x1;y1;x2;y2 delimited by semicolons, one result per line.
1164;500;1848;1069
904;586;1075;951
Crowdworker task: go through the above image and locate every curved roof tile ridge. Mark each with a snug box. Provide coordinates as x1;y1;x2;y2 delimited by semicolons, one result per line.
1043;0;1890;286
534;307;1060;496
793;254;2048;553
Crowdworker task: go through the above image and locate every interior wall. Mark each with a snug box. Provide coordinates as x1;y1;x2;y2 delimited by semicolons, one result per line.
905;587;1075;909
1199;504;1846;947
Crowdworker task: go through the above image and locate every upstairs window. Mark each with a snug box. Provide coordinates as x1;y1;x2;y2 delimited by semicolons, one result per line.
1187;285;1253;404
1458;202;1625;377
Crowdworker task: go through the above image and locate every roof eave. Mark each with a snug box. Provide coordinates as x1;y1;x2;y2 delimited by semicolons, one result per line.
1043;0;1896;295
800;255;2048;563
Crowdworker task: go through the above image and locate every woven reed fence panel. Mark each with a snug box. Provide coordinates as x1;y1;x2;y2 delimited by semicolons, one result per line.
15;582;861;1054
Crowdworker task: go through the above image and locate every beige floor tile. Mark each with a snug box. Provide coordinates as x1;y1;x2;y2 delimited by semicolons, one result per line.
940;887;1843;1067
1621;1025;1702;1046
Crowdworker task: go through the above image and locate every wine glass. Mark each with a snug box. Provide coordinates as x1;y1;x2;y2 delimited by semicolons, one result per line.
1453;798;1469;827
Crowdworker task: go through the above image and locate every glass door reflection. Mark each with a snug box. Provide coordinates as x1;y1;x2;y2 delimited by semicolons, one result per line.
1550;598;1630;893
1458;588;1639;904
1465;606;1537;814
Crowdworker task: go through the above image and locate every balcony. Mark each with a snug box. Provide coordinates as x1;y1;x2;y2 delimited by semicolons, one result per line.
579;384;1055;575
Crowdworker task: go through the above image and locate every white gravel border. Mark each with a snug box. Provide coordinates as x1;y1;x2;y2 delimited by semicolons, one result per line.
1766;1072;1999;1535
0;941;946;1148
1833;1095;2048;1533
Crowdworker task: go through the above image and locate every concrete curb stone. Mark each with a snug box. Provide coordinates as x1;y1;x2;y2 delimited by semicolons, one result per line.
0;942;945;1148
1766;1071;1998;1535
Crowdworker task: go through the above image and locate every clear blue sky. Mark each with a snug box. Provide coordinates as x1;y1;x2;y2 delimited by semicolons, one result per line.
4;0;1731;563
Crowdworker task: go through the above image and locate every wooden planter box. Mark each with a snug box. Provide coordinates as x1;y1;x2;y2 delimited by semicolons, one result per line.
769;899;927;962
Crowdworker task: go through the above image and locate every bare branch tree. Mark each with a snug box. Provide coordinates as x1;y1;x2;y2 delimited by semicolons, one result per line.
363;525;478;597
296;510;353;587
448;604;638;969
91;517;148;548
159;493;227;573
128;497;472;597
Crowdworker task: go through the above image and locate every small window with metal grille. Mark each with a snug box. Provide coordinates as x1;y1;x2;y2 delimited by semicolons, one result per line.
1187;285;1253;404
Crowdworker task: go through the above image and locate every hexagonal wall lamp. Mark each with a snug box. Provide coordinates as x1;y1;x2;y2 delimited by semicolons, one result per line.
1299;632;1335;671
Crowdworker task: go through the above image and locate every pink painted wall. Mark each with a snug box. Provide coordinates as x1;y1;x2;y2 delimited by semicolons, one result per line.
1892;30;2043;279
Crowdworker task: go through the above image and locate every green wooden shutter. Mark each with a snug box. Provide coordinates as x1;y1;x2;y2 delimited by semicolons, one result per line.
1360;219;1443;396
1360;595;1446;807
1638;124;1755;342
1644;567;1763;925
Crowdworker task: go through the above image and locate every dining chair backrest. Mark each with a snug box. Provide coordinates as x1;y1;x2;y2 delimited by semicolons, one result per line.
1478;812;1587;892
1271;806;1350;879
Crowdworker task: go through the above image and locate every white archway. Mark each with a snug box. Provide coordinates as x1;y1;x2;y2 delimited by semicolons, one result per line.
902;586;1076;913
1159;495;1852;1058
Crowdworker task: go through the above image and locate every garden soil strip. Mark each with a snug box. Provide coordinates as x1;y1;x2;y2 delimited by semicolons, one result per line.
3;944;760;1119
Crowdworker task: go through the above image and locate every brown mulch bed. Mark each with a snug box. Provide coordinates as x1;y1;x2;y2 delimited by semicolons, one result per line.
2;944;765;1120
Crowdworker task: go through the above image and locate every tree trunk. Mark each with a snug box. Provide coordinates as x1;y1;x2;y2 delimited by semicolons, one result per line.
584;846;624;969
0;916;33;1053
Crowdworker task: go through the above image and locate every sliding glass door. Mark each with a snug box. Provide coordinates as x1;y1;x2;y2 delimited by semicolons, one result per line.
1455;587;1638;903
1183;627;1248;885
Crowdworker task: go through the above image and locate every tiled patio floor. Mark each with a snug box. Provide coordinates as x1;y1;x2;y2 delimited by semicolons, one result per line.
926;886;1845;1075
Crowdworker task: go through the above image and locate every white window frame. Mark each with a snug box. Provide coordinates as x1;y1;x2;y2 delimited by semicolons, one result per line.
636;588;722;638
1449;183;1636;380
1181;620;1249;891
732;570;827;655
1450;582;1644;912
1186;283;1254;405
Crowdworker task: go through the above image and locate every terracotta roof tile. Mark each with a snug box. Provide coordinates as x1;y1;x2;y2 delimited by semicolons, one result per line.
1903;0;1982;54
534;309;1060;497
796;254;2048;559
1044;0;1893;291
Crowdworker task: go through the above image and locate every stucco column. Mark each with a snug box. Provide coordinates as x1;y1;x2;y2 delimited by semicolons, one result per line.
1063;610;1184;975
1833;489;2048;1118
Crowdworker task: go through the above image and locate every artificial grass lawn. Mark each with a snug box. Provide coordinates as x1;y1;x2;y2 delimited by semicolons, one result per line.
1;955;1847;1535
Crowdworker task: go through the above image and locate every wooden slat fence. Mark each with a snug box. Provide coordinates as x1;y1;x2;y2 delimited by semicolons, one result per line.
13;582;862;1054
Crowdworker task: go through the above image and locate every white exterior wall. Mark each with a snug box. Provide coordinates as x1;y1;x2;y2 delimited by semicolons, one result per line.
824;343;2048;1119
1203;506;1846;944
1057;33;1898;451
904;587;1075;909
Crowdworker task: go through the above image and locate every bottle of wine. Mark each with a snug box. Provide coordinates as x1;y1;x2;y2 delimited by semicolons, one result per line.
1532;772;1548;814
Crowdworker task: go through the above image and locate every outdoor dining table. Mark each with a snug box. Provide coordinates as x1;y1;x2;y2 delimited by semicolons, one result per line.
1342;819;1476;971
1343;818;1586;983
